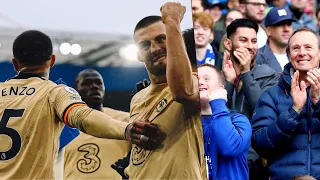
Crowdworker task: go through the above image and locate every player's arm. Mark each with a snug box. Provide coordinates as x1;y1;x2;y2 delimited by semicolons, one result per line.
161;3;199;105
50;86;164;150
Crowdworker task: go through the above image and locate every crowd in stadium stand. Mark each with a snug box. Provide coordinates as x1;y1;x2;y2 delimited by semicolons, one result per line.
193;0;320;179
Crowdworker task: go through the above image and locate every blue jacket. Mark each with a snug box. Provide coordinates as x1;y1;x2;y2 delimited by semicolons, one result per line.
290;8;317;33
202;99;251;180
256;43;288;73
252;63;320;179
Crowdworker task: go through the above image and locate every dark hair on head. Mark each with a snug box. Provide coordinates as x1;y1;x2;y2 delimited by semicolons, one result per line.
239;0;246;4
287;26;320;55
291;174;316;180
316;4;320;18
134;16;162;34
74;68;101;90
182;28;197;67
13;30;53;65
226;18;258;38
198;63;226;86
201;0;211;10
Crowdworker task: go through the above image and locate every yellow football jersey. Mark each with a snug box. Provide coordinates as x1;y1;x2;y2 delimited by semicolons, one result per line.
0;74;85;179
63;107;131;179
125;81;207;179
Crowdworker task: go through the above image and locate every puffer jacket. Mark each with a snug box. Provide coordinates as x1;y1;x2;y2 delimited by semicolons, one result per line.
252;63;320;179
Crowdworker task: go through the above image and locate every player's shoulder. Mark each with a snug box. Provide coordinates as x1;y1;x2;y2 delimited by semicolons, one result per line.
49;82;78;93
131;85;151;104
103;107;130;122
46;83;81;101
103;107;129;115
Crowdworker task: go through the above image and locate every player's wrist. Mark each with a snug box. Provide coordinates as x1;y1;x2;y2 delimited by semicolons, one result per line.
124;123;133;141
163;17;181;25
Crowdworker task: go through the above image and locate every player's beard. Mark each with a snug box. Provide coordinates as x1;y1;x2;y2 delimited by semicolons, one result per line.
245;8;264;24
145;56;167;76
146;63;166;76
230;46;241;65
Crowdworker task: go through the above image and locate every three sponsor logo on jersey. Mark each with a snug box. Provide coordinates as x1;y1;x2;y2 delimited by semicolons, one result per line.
77;143;101;173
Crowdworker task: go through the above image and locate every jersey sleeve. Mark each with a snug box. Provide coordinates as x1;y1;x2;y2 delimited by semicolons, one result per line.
103;108;130;123
49;85;86;125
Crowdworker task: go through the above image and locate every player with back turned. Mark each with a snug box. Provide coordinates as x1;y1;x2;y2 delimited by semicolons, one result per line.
0;30;164;179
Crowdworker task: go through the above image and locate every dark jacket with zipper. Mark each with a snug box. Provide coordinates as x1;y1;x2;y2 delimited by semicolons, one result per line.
251;63;320;179
226;63;279;179
256;43;289;74
226;63;279;120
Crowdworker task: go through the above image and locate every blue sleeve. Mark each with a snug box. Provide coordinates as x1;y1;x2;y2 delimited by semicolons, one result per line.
251;90;300;158
209;99;252;157
59;125;80;152
312;101;320;117
55;78;80;152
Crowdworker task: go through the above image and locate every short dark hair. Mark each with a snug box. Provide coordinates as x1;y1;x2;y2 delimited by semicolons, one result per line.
182;28;197;67
13;30;53;65
134;16;162;34
287;27;320;55
201;0;211;10
316;4;320;18
226;18;259;38
198;63;226;86
74;69;101;90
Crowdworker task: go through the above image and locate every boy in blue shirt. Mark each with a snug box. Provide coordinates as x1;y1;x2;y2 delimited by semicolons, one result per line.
198;63;251;180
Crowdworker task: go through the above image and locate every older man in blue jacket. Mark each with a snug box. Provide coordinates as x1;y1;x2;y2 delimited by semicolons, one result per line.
252;27;320;179
198;63;251;180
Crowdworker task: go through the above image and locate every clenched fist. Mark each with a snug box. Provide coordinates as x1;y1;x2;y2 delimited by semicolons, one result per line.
208;88;228;102
160;2;186;24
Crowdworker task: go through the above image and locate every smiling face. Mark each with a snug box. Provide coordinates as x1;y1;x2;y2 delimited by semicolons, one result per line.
134;21;167;76
289;31;320;72
198;66;223;102
194;21;213;48
225;27;258;65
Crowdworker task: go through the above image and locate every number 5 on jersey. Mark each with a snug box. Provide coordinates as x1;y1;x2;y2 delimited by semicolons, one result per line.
0;109;24;161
